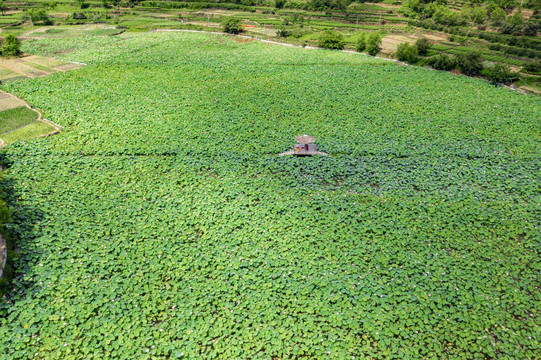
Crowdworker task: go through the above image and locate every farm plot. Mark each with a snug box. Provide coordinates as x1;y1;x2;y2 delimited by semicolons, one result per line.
0;32;540;359
0;55;84;83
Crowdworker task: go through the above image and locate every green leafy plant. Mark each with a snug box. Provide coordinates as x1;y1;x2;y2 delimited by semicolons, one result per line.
482;63;519;85
414;37;431;56
0;34;20;57
396;42;419;63
366;32;382;56
317;30;345;50
0;31;539;360
221;16;242;34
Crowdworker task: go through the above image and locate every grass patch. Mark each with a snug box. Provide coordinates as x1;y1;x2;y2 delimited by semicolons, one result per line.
23;62;56;73
0;68;18;80
0;107;38;133
1;122;55;144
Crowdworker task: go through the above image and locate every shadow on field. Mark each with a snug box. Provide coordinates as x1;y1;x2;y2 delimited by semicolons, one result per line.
0;153;45;302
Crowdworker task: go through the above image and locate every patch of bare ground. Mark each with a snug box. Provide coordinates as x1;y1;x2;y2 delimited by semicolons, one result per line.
381;34;416;53
381;32;447;54
232;37;255;43
0;91;26;111
0;55;84;82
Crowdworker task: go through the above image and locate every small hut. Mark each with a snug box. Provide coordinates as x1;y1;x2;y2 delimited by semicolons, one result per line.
279;135;328;156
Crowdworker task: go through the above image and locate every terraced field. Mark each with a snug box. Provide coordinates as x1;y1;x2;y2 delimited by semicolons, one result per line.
0;32;539;359
0;55;83;83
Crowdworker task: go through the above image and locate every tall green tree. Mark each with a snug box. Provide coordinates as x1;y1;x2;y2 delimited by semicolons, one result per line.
221;17;242;34
490;7;507;26
318;30;345;50
0;0;7;15
0;34;20;57
366;32;382;56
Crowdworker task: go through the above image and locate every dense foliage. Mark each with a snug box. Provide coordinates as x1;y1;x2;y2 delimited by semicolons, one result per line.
317;30;345;50
481;63;519;85
0;32;540;359
395;42;418;63
221;16;242;34
0;34;20;58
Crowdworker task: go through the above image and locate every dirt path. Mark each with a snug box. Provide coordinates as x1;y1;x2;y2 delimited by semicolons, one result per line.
0;90;63;148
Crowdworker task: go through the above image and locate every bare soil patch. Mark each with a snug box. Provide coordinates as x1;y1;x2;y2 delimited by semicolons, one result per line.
0;92;26;111
232;37;255;43
0;55;84;82
381;34;416;53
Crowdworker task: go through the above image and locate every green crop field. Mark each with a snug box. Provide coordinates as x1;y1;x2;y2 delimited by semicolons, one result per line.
0;32;540;359
0;107;37;134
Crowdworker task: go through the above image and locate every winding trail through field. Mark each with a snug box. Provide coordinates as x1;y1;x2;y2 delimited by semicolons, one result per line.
0;90;63;148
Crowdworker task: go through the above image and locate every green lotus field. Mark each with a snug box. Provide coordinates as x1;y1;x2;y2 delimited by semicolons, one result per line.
0;32;539;359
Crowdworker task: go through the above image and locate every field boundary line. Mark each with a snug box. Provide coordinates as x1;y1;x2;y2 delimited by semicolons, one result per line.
0;90;63;147
0;121;38;136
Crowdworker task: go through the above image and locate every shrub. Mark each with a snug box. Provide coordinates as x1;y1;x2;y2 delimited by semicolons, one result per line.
318;30;345;50
499;22;516;34
0;0;7;15
414;38;431;55
430;53;456;70
523;22;539;36
522;59;541;74
0;34;20;58
456;51;483;76
72;12;87;19
482;63;519;85
508;11;525;27
396;42;419;63
25;8;52;25
277;26;290;37
471;6;488;27
221;17;242;34
366;32;382;56
355;32;366;52
275;0;285;8
491;7;507;26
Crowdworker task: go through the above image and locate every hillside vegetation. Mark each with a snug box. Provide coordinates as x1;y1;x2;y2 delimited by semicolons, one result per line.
0;32;539;359
0;0;539;89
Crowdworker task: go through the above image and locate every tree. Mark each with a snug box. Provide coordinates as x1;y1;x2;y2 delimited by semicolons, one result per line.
414;38;431;55
490;7;507;26
0;34;21;57
366;32;382;56
76;0;88;9
318;30;345;50
396;42;419;63
355;32;367;52
275;0;286;8
522;59;541;74
221;17;242;34
277;25;289;38
456;51;483;75
523;21;539;36
508;10;524;26
430;53;456;70
471;6;488;27
481;63;518;85
494;0;515;9
0;1;7;15
25;9;52;25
